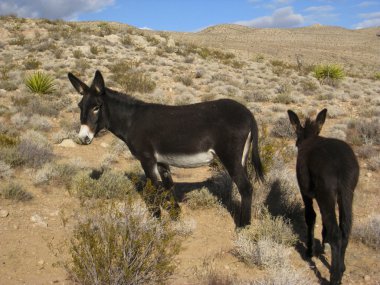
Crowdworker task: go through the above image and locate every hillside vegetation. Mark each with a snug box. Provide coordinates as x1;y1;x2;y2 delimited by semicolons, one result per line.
0;16;379;285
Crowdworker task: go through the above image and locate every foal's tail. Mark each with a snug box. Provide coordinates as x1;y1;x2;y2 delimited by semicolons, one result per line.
251;120;265;183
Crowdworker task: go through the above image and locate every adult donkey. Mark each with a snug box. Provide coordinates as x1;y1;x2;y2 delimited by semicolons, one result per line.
68;70;264;227
288;109;359;285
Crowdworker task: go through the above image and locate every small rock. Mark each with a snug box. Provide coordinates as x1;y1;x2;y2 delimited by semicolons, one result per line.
0;210;9;218
30;214;48;228
364;275;370;282
58;139;77;148
366;172;372;178
38;260;45;266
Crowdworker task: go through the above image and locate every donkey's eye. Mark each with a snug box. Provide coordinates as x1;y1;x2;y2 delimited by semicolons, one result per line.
93;106;100;113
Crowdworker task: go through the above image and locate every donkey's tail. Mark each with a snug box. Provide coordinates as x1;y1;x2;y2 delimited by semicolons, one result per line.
251;120;265;183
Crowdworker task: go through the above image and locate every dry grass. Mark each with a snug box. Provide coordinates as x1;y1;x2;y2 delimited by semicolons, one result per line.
352;214;380;249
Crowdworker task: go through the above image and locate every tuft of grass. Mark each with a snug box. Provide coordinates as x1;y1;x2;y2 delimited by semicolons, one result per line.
185;187;220;210
25;71;55;94
313;63;344;86
373;72;380;80
67;201;179;285
352;214;380;249
1;182;32;201
234;236;291;268
24;57;42;70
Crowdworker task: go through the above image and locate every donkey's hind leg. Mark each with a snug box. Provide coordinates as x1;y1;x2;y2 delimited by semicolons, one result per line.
317;193;342;285
301;193;316;257
220;154;253;227
157;163;180;219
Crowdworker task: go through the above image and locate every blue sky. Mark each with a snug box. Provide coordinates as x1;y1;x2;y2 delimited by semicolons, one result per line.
1;0;380;31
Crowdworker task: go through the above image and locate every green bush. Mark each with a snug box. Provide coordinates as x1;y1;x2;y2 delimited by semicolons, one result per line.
67;201;179;285
25;71;55;94
313;64;344;85
374;72;380;80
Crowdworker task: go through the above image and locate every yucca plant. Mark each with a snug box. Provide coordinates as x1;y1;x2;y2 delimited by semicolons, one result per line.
313;64;344;86
25;71;55;94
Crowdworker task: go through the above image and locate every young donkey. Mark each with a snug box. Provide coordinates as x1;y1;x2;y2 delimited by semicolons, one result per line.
68;70;264;227
288;109;359;285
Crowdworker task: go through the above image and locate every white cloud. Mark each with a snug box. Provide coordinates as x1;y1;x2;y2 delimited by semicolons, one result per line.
355;11;380;28
356;1;379;8
304;5;334;13
235;6;304;28
0;0;114;20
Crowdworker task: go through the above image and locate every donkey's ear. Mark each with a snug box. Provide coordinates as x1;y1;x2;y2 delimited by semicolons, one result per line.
91;70;105;94
315;108;327;132
68;72;88;95
287;110;301;132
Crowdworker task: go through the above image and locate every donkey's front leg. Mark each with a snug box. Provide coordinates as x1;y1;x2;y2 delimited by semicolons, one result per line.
157;163;180;219
140;158;163;218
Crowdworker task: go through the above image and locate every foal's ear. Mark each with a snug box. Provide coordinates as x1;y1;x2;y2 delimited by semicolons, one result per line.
68;72;88;95
315;108;327;132
287;110;301;132
91;70;105;95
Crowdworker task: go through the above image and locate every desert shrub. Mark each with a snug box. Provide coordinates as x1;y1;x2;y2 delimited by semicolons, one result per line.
175;75;193;86
113;71;156;93
346;118;380;145
121;35;133;46
73;49;84;59
9;34;28;46
25;97;60;117
29;114;52;131
24;57;42;70
89;45;100;55
25;71;55;94
237;212;297;247
171;218;196;237
352;214;380;249
300;78;318;94
17;130;53;167
313;64;344;86
1;182;32;201
234;236;291;268
185;187;220;209
373;72;380;80
71;170;135;200
0;133;23;166
10;113;29;129
368;155;380;171
271;116;294;138
67;201;179;285
75;59;90;74
0;160;13;179
356;145;377;159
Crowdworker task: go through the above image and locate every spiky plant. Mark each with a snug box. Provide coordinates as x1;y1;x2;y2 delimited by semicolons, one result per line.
313;64;345;85
25;71;55;94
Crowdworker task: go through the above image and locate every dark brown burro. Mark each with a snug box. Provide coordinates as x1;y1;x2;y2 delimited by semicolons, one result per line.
288;109;359;285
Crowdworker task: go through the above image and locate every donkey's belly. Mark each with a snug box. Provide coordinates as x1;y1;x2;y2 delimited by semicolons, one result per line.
155;150;215;168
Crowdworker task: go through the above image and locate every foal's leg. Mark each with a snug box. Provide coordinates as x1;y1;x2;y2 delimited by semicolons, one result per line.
338;192;353;275
317;194;342;285
157;163;180;219
301;193;316;257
